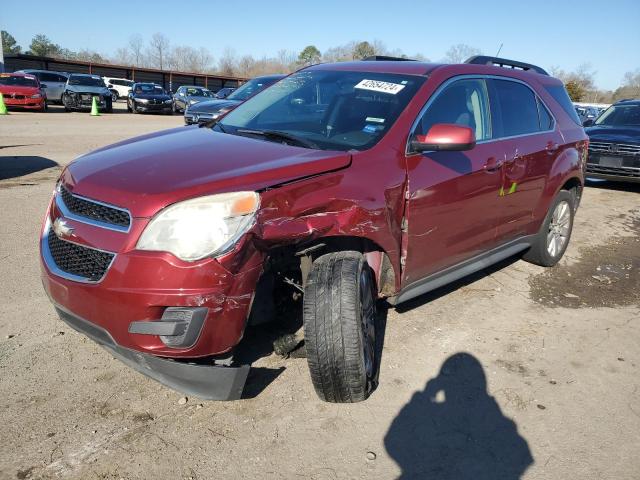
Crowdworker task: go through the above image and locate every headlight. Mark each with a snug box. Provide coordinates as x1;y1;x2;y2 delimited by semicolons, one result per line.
136;192;260;261
189;99;198;104
137;98;149;103
164;99;172;104
30;93;42;98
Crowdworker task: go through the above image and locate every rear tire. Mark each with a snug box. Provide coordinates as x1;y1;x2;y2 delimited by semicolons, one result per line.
523;190;575;267
105;98;113;113
303;251;377;403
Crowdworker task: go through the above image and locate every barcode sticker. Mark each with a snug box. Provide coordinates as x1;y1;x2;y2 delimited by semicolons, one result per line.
354;79;406;95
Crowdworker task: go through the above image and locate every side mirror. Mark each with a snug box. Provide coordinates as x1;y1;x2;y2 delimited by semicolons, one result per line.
411;124;476;152
40;84;47;89
582;119;594;127
107;84;113;88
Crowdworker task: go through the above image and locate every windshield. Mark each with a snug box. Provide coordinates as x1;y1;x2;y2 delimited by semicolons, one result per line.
218;70;425;151
0;75;38;87
135;84;166;95
68;75;105;87
595;104;640;127
185;87;213;97
227;77;280;101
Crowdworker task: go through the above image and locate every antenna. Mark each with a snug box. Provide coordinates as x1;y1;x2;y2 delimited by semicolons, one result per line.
495;43;504;57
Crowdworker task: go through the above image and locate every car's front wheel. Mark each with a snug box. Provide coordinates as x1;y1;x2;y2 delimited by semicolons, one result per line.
105;97;113;113
303;251;377;403
523;189;576;267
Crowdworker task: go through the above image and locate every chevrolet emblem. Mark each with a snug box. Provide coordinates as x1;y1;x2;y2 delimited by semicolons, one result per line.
53;218;74;238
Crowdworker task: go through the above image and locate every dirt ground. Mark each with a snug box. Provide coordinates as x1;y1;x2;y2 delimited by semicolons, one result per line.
1;104;639;480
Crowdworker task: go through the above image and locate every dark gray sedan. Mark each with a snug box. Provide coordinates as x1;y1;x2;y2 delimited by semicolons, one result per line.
184;74;285;125
172;86;216;113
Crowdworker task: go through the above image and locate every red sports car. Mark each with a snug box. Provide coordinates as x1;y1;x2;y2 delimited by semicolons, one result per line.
0;73;47;111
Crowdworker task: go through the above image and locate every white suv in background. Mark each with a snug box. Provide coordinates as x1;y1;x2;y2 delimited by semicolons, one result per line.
103;77;134;102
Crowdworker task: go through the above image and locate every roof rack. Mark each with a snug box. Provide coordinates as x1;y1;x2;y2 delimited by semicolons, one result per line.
465;55;549;76
362;55;416;62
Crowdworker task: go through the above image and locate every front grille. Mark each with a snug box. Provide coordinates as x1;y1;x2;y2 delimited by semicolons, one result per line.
589;141;640;155
47;228;114;281
59;185;130;229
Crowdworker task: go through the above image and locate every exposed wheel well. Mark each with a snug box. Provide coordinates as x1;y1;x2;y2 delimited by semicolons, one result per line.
249;236;396;326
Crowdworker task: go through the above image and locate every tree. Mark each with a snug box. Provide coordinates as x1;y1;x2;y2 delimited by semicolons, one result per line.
444;44;481;63
298;45;321;66
128;34;144;67
28;34;62;57
148;32;170;70
565;81;585;102
352;41;375;60
218;47;237;76
2;31;21;54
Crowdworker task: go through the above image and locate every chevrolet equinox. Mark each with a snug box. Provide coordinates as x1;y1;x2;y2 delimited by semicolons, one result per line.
40;56;588;402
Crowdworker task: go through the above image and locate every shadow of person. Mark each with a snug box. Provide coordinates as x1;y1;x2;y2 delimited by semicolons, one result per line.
384;353;533;479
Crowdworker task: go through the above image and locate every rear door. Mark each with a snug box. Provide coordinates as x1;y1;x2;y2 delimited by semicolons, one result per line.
487;78;564;242
402;77;503;285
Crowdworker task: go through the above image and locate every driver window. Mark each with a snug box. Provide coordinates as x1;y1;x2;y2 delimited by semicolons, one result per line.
416;78;491;141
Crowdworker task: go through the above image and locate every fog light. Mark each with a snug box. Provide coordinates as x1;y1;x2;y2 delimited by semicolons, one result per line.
159;307;207;348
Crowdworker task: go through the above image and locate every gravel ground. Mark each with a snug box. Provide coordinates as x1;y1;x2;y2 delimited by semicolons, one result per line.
1;104;639;480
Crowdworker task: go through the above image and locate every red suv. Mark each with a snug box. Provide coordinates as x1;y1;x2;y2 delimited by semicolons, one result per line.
40;56;587;402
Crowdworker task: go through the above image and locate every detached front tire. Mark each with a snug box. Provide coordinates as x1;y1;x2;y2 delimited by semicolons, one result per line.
523;189;575;267
303;251;377;403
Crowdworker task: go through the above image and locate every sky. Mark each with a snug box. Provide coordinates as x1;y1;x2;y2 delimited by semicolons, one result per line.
2;0;639;90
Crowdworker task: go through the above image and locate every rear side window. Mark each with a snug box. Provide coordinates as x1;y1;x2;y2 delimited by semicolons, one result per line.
544;84;582;125
416;78;491;141
39;72;58;82
490;79;539;137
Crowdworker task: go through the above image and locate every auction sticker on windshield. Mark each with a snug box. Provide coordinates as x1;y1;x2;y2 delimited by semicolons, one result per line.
355;79;406;95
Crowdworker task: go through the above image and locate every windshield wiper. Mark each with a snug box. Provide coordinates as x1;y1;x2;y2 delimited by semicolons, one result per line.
236;129;319;149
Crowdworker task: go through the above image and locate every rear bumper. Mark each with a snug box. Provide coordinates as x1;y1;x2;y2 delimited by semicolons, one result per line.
55;306;249;400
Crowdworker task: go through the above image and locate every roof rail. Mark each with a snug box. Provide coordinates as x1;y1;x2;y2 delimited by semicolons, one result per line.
464;55;549;76
362;55;416;62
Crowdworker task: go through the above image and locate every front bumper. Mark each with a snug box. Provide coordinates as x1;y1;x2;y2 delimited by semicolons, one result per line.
586;150;640;183
134;101;172;113
55;305;250;400
4;97;45;109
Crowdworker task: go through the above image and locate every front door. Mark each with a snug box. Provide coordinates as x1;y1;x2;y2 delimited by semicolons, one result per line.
402;77;502;286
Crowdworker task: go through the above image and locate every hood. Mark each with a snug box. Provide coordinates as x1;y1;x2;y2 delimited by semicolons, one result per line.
186;95;214;103
134;93;172;101
0;85;40;95
585;126;640;144
62;127;351;217
188;99;240;114
66;84;110;95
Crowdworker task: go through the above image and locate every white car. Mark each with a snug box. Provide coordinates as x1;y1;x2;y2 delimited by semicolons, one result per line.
103;77;134;102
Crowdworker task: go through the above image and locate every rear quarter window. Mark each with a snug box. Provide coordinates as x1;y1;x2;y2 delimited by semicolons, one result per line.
544;85;582;125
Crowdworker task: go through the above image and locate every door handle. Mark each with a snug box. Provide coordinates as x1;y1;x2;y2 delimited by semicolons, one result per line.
483;156;503;172
546;141;559;154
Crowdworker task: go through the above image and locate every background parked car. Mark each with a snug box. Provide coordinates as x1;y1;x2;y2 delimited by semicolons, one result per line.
0;73;47;111
62;74;113;112
184;74;284;125
215;87;236;99
15;69;68;104
127;83;173;114
584;99;640;183
103;77;134;102
172;86;216;113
